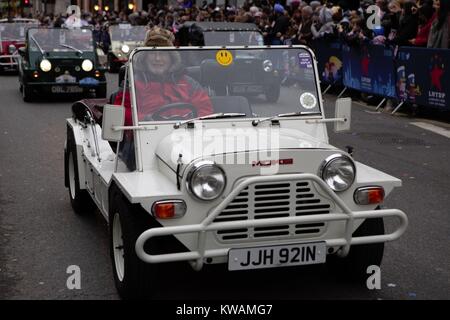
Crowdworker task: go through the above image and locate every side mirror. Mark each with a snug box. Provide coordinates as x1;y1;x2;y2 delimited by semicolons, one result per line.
334;97;352;132
102;104;125;142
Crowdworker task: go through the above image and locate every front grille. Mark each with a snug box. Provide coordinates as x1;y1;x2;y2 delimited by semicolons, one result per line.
52;59;80;67
213;180;334;243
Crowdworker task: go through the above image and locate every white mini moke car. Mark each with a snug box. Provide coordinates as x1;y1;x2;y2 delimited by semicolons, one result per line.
64;45;408;299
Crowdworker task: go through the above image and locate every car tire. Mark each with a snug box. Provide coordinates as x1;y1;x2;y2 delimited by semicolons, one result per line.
65;128;97;215
108;55;120;73
109;187;159;299
265;85;280;103
96;85;107;99
326;217;385;282
22;84;34;102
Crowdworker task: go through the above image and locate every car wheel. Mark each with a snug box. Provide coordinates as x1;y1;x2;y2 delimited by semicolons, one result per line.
109;188;159;299
22;84;34;102
326;217;385;282
108;56;120;73
265;85;280;103
65;128;96;215
96;85;107;98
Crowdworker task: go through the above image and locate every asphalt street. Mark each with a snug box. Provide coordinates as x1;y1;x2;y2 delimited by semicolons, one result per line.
0;72;449;300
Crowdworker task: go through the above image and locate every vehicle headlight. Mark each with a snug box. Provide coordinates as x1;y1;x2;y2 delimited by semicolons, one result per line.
187;161;226;201
8;44;16;54
81;59;93;72
121;44;130;54
40;59;52;72
319;154;356;192
263;59;273;72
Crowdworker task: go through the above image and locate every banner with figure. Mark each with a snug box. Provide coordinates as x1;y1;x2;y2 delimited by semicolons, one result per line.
395;47;449;108
342;43;396;98
312;40;343;85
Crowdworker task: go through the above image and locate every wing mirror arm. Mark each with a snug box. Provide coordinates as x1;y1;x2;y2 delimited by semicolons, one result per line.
305;98;352;133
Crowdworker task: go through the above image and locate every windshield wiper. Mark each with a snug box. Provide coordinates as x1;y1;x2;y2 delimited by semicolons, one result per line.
59;44;83;54
174;113;246;129
252;111;320;126
29;34;45;55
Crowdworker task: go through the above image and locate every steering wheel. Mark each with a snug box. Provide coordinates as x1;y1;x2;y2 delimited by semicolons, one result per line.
143;102;198;121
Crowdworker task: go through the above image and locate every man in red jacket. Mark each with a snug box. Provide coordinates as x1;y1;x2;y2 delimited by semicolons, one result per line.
114;27;213;125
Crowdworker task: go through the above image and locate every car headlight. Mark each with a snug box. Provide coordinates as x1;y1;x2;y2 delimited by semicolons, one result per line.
121;44;130;54
40;59;52;72
81;59;93;72
319;154;356;192
263;59;273;72
8;44;16;54
187;161;226;201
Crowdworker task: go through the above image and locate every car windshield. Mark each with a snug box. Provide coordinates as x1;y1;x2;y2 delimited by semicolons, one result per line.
0;23;38;41
110;24;147;42
28;28;94;53
131;47;321;123
203;31;264;46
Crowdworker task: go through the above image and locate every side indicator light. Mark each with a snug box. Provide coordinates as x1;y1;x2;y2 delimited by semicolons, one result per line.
354;187;385;205
152;200;186;219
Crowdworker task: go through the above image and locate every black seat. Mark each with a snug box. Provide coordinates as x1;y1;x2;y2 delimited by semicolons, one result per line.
210;96;252;116
200;59;231;95
185;66;202;84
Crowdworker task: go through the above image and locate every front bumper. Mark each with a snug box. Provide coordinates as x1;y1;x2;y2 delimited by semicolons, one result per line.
0;54;19;69
26;80;107;94
135;173;408;270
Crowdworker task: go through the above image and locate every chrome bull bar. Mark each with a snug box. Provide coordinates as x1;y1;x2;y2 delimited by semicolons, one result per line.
0;54;19;66
135;173;408;270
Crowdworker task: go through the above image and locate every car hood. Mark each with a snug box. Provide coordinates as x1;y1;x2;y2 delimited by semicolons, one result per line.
0;40;25;54
155;127;334;172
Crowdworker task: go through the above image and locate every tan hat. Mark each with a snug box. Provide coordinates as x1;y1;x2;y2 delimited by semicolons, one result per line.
144;26;175;47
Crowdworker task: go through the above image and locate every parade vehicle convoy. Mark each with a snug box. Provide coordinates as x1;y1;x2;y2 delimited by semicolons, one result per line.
64;45;408;299
0;18;38;73
18;27;107;102
107;23;147;73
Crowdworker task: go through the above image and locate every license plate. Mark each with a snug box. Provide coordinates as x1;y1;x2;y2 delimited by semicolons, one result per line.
228;242;326;271
232;84;263;93
51;86;83;94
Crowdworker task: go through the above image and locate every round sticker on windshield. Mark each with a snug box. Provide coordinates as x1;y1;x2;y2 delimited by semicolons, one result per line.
299;92;317;109
216;50;233;67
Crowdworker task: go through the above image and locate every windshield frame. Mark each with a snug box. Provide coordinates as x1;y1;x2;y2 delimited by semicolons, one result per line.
26;27;95;53
127;45;324;127
109;24;148;43
202;30;265;46
0;22;39;41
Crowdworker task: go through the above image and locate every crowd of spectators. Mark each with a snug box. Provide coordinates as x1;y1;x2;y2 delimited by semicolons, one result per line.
2;0;449;49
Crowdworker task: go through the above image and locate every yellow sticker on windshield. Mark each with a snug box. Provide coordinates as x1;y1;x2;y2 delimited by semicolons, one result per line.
216;50;233;66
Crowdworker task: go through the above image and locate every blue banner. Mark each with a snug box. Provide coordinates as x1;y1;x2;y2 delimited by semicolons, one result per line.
395;47;449;109
312;40;343;85
342;43;396;98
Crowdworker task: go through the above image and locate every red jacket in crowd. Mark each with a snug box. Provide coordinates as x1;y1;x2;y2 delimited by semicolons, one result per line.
413;15;436;47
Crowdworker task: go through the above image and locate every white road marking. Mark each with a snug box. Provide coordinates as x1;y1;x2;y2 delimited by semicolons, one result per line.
410;122;450;138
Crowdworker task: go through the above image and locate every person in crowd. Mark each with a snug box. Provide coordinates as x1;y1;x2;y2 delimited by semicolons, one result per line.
269;3;291;44
427;0;450;48
295;5;314;45
409;1;435;46
391;1;419;45
311;5;341;40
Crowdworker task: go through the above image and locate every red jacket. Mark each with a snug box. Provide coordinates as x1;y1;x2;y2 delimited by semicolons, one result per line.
114;75;213;125
414;15;435;47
